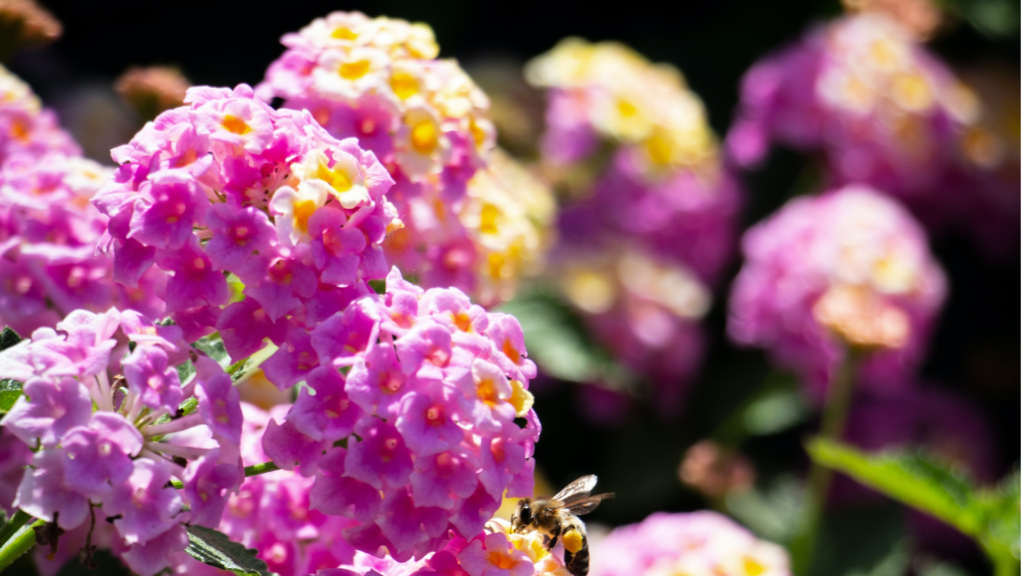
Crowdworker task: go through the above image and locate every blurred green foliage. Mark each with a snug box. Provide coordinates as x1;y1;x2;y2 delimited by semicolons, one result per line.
807;439;1022;575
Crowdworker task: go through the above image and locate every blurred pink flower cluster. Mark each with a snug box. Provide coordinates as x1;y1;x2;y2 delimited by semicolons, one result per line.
0;64;79;164
93;83;401;345
728;185;946;401
589;511;791;576
0;66;165;335
257;267;540;560
727;12;1020;254
0;308;244;576
525;39;741;409
257;12;508;297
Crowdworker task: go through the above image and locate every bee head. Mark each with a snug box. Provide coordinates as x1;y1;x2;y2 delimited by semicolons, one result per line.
511;498;533;532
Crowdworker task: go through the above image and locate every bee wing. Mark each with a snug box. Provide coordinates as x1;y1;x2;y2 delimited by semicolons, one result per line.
552;475;598;502
560;493;615;516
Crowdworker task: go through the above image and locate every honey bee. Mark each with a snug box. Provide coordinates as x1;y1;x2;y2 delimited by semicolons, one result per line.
510;475;614;576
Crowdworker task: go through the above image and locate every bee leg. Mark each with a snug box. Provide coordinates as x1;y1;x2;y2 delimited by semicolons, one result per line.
563;529;589;576
546;523;562;551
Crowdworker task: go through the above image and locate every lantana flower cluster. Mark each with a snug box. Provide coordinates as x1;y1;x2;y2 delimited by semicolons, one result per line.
0;151;167;336
0;64;79;164
459;149;556;306
0;308;245;576
554;246;710;412
526;38;741;283
728;185;947;401
589;511;791;576
258;267;540;560
257;12;507;297
172;403;359;576
726;12;1019;254
321;518;569;576
93;83;401;345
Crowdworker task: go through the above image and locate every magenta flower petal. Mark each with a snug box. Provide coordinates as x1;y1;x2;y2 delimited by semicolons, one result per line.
310;297;381;368
343;419;412;490
183;450;242;527
204;203;277;272
120;523;188;576
196;371;243;446
310;448;381;521
375;488;448;552
61;412;143;499
104;459;184;545
122;345;183;413
13;449;90;529
262;325;320;390
216;297;289;361
1;376;92;447
262;418;328;477
289;366;363;442
157;239;228;313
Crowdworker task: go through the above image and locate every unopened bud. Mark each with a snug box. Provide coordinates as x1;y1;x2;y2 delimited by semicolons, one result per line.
0;0;61;60
813;284;910;351
115;66;190;122
842;0;943;40
679;440;755;499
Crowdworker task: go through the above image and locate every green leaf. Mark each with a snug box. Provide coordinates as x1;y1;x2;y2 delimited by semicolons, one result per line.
497;288;636;390
938;0;1020;37
726;475;805;543
0;327;22;352
0;379;23;415
806;438;983;537
185;525;270;576
193;333;231;369
806;439;1023;574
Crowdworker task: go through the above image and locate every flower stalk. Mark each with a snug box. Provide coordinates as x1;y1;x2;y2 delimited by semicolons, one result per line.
791;346;861;576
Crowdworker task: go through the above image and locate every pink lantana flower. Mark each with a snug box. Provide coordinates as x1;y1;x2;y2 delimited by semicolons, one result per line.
0;308;245;576
260;267;540;561
94;83;402;347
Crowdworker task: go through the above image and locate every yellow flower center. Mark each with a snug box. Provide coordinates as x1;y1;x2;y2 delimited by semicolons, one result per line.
479;203;500;235
645;129;675;166
411;119;438;154
332;27;357;40
391;72;419;100
221;115;251;135
487;551;519;570
317;161;354;193
743;557;767;576
293;199;318;233
509;380;534;417
10;119;29;142
477;378;501;406
339;59;371;80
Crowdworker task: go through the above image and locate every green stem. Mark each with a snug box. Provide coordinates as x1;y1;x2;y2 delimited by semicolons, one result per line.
0;513;44;573
790;347;861;576
169;460;281;489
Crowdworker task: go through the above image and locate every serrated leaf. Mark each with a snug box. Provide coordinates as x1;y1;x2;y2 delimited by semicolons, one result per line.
497;289;636;390
185;525;270;576
806;438;983;538
0;327;21;352
0;379;23;415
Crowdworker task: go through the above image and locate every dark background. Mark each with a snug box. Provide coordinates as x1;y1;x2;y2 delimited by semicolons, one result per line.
9;1;1020;573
